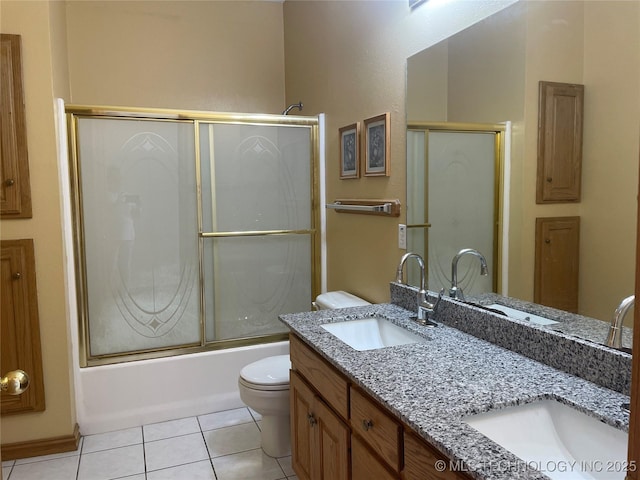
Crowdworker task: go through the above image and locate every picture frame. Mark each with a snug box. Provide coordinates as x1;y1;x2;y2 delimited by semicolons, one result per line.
339;122;360;179
364;113;390;177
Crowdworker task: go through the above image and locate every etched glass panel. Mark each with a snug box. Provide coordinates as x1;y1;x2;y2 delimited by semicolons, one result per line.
199;123;312;233
203;235;312;342
77;118;199;356
427;131;495;295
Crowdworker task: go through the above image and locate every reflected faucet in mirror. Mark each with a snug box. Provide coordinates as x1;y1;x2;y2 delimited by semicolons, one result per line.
396;252;436;324
450;248;489;302
606;295;635;350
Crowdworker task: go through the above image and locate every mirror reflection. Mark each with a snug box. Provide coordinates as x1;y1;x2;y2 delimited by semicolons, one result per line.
406;0;639;346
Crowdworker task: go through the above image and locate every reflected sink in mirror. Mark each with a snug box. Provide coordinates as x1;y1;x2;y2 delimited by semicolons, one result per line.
321;317;426;351
464;399;627;480
485;304;559;326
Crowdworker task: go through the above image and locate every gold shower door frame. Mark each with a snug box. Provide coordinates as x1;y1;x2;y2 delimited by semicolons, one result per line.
67;105;320;367
407;122;505;294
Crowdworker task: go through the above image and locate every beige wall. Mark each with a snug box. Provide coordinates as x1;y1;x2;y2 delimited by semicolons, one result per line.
65;0;286;112
0;1;76;443
283;0;515;303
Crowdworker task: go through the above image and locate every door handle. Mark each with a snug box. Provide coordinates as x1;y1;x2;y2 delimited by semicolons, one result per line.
1;370;30;395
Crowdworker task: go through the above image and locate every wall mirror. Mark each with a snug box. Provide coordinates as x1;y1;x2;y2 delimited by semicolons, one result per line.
405;0;639;348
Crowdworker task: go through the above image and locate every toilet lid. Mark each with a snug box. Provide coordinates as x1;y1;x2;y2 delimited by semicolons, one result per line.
239;355;291;387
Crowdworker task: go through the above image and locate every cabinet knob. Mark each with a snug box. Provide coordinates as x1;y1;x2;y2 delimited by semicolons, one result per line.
307;413;317;427
4;178;15;186
546;177;553;183
545;239;551;244
361;419;374;431
12;272;22;280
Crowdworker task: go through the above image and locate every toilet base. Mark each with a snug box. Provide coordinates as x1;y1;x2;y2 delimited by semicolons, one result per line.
260;414;291;458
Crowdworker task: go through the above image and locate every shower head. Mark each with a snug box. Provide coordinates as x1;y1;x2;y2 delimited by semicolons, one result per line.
282;102;303;115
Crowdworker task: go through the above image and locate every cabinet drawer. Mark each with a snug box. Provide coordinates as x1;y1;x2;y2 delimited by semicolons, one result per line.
352;434;398;480
350;386;401;472
403;432;470;480
290;334;348;420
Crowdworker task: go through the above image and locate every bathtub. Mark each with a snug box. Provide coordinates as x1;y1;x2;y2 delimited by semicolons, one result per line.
56;101;323;436
75;341;289;435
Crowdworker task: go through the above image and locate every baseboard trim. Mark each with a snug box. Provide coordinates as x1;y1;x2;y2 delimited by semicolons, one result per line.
1;423;80;460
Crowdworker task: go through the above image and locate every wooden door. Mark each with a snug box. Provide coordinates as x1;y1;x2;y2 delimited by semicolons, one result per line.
0;239;45;415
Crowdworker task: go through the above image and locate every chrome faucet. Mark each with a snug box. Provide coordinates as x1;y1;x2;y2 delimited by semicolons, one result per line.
395;252;435;323
606;295;634;349
449;248;489;301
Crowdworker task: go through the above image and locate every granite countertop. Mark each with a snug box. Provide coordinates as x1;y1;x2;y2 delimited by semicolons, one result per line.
470;293;634;351
279;303;630;480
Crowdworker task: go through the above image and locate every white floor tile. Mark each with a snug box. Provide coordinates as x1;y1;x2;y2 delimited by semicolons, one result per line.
146;460;215;479
248;408;262;421
145;432;209;472
143;416;200;442
9;455;79;480
198;407;253;431
1;461;14;468
212;448;285;480
277;456;294;477
77;444;144;480
2;466;12;480
203;422;261;458
83;426;142;454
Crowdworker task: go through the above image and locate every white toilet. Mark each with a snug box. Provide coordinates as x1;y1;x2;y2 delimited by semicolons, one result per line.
238;291;370;457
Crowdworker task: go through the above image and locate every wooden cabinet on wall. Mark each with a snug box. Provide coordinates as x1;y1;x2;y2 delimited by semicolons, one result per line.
0;34;32;218
1;239;45;415
536;81;584;204
289;334;471;480
534;216;580;313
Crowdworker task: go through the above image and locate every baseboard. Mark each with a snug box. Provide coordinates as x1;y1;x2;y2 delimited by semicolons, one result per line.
1;423;80;460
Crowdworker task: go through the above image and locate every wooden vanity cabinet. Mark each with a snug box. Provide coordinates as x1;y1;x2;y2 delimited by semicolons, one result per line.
403;432;469;480
290;370;350;480
290;335;350;480
350;385;402;476
290;333;472;480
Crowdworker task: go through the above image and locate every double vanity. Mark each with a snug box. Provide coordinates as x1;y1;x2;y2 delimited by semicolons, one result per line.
280;283;631;480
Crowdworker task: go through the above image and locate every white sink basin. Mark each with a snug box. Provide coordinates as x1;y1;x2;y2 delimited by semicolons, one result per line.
321;317;425;351
486;304;559;326
464;400;628;480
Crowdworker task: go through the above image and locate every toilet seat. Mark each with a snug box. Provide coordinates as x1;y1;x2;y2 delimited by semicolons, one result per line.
239;354;291;391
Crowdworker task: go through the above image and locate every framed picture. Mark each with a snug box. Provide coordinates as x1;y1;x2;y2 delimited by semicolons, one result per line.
339;122;360;179
364;113;390;177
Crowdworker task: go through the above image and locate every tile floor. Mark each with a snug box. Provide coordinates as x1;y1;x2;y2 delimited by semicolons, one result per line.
2;407;298;480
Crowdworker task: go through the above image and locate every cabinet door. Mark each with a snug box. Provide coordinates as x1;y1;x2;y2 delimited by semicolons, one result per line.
291;370;315;480
0;34;32;218
352;435;397;480
1;239;45;415
403;432;469;480
291;370;350;480
314;396;349;480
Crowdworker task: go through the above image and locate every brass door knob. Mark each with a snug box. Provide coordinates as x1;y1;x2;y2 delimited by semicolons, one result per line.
1;370;30;395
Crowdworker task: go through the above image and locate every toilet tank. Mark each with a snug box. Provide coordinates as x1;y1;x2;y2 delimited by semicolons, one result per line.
314;291;370;310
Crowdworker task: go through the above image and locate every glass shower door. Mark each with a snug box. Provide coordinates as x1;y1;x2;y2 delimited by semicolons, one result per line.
198;122;315;342
76;117;199;357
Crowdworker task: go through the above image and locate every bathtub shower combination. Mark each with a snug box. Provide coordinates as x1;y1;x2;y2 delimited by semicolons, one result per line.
64;105;321;433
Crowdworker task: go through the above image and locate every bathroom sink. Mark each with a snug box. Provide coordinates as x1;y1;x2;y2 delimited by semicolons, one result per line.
463;399;628;480
321;317;425;351
486;304;559;326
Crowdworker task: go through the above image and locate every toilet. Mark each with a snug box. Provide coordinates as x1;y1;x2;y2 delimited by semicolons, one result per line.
238;291;370;457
